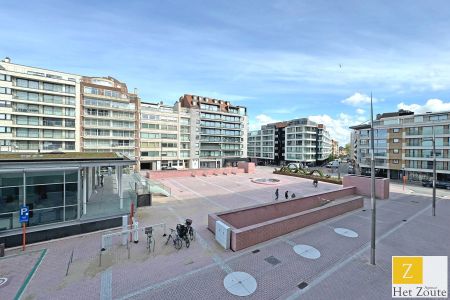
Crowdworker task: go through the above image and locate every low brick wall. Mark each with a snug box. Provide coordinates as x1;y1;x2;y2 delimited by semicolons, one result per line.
208;187;363;251
231;197;363;251
217;187;356;229
147;167;245;179
342;175;389;199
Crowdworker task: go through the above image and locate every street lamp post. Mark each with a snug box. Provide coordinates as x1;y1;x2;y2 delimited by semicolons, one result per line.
423;129;437;217
370;93;376;266
432;129;436;217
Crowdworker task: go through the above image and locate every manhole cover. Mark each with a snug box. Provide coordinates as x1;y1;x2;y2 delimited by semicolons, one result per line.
293;244;321;259
334;227;358;238
252;249;260;254
264;256;281;265
223;272;257;296
0;277;8;287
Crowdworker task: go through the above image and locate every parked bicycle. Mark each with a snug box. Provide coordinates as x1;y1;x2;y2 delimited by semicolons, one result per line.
165;228;182;250
185;219;195;241
176;224;190;248
145;226;155;253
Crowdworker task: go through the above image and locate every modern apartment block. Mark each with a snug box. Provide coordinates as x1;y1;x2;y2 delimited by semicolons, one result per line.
179;94;248;168
140;101;198;170
350;109;450;182
0;57;81;152
248;118;332;166
80;76;139;158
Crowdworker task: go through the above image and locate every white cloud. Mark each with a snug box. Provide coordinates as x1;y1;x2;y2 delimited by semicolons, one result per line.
341;92;378;106
397;99;450;114
310;113;362;145
356;108;365;114
249;114;279;131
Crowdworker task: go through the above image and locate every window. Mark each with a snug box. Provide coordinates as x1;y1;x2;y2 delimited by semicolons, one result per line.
0;100;11;107
429;114;448;121
393;159;399;164
393;149;399;154
0;114;11;120
393;138;399;143
0;127;11;133
393;128;400;133
0;74;11;81
0;87;11;94
17;78;39;89
43;82;63;92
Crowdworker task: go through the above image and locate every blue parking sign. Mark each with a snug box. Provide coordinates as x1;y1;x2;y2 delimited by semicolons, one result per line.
19;205;29;223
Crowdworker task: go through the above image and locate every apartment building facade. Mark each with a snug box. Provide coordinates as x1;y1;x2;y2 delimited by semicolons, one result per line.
350;110;450;182
179;94;248;168
80;77;139;159
0;58;81;153
248;118;332;166
140;101;199;170
1;59;249;170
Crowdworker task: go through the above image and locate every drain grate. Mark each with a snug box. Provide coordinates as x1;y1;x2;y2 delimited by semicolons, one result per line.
264;256;281;266
362;209;366;211
297;282;308;289
252;249;260;254
410;200;419;203
402;219;407;222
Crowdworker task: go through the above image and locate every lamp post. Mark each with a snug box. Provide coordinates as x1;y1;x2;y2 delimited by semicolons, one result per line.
423;128;436;216
430;128;437;217
370;92;376;266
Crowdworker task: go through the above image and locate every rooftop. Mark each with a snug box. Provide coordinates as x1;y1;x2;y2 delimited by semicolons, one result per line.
0;152;123;162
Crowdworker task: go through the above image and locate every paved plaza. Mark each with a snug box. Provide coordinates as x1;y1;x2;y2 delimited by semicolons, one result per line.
1;167;449;300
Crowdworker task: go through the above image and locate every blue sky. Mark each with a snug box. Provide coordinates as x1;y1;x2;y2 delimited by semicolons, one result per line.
1;0;450;144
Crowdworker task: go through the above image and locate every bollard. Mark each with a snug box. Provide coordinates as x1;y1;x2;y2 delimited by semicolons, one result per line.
133;220;139;243
0;243;5;257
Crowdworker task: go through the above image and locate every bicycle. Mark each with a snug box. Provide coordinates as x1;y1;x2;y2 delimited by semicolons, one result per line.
176;224;190;248
145;226;155;253
185;219;195;241
165;228;182;250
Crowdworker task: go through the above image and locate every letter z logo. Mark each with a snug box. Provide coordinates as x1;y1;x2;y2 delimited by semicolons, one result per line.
393;257;423;284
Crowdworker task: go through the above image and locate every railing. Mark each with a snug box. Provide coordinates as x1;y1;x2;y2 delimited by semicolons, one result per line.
131;173;171;196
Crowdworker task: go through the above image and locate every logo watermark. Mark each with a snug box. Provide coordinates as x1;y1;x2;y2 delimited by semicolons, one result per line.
392;256;448;298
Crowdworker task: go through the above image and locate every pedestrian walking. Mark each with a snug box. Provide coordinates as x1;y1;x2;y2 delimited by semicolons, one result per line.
275;188;279;201
100;174;104;187
285;191;289;200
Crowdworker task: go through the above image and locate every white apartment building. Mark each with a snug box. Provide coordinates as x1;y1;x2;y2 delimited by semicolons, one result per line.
140;101;199;170
248;118;333;166
179;94;248;168
0;58;81;152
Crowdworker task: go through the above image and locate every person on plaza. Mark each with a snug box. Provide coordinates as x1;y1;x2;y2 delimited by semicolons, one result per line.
100;174;104;187
285;190;289;200
313;178;318;188
275;188;279;200
291;193;296;199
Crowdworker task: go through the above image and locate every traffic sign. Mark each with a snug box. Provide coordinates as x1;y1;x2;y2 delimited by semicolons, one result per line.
19;205;29;223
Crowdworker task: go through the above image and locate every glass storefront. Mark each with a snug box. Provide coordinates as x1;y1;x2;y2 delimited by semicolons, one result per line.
0;169;78;231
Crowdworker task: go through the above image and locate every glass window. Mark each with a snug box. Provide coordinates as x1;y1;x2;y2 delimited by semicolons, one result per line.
0;173;24;187
26;184;64;209
65;183;78;205
0;186;23;214
26;171;64;185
